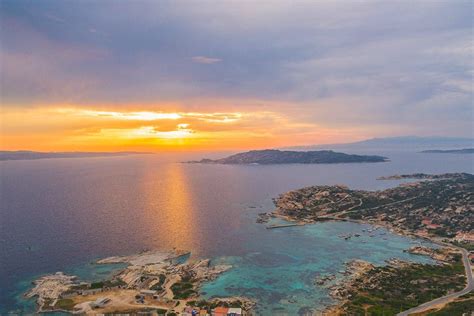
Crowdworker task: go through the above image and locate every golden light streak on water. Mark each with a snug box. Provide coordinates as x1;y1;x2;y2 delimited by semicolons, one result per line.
142;162;199;250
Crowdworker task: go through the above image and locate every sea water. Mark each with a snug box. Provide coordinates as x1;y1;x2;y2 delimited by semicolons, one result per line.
1;151;472;314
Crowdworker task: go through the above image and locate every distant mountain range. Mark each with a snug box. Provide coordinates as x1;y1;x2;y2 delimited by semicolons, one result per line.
284;136;474;152
187;149;387;165
0;151;152;161
421;148;474;154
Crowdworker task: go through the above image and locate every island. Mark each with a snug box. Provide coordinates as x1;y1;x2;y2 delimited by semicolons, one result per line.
186;149;388;164
25;250;254;315
421;148;474;154
259;172;473;315
0;151;152;161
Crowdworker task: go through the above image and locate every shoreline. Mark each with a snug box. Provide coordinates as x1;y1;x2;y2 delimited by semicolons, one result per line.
263;173;473;315
24;250;255;315
21;216;468;316
21;173;473;315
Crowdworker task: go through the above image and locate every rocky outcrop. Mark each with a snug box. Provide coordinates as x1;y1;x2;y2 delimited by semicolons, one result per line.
25;272;77;311
405;246;455;262
327;260;375;300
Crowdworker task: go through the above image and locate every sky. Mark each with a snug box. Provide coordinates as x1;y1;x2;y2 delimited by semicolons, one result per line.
0;0;473;151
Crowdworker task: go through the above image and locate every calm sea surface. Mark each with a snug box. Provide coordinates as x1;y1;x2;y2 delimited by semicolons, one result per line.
0;151;472;314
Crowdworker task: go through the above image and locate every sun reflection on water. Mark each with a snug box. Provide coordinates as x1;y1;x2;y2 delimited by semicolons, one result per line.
142;162;199;251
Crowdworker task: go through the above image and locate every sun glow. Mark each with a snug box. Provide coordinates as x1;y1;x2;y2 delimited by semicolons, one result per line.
76;110;183;121
0;105;363;151
62;108;243;124
128;126;195;139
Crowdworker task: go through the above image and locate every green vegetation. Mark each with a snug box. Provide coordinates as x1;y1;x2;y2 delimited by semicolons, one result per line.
90;281;104;289
460;292;474;299
274;173;473;239
70;283;89;291
155;308;167;315
105;308;166;315
187;299;244;310
104;279;126;288
229;301;244;308
171;281;196;299
150;274;166;291
55;298;75;310
88;278;126;289
191;149;387;165
426;297;474;315
346;212;362;219
428;228;455;238
341;256;466;316
450;240;474;251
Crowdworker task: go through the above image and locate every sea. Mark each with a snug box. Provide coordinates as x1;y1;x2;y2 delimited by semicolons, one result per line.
0;150;472;315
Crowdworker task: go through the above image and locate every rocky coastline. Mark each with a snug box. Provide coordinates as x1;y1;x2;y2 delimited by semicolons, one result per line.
321;247;466;315
25;250;254;315
257;173;473;315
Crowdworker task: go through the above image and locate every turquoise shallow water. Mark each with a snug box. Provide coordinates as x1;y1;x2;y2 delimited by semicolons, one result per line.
13;220;435;315
1;151;471;313
11;261;127;315
201;221;435;315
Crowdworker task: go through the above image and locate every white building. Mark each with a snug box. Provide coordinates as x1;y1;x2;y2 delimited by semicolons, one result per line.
227;308;242;316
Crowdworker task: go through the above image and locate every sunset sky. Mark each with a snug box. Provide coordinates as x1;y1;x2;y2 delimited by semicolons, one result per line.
1;1;472;151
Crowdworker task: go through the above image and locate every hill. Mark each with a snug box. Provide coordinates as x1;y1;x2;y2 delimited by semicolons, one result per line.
187;149;387;164
285;136;474;152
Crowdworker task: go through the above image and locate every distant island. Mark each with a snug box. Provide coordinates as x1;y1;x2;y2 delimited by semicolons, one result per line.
187;149;387;164
421;148;474;154
284;136;474;152
0;151;152;161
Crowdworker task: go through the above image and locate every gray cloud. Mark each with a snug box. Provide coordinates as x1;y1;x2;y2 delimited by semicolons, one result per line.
192;56;221;64
0;0;472;136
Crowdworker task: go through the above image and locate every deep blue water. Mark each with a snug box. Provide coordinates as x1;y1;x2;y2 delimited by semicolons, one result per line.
0;151;472;314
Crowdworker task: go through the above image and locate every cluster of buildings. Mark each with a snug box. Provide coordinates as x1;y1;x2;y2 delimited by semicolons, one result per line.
454;232;474;243
421;219;442;230
182;306;242;316
135;289;160;303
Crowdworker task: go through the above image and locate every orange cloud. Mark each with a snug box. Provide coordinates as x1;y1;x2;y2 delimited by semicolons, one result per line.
0;105;370;151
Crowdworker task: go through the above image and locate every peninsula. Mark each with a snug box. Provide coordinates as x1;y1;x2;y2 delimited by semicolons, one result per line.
260;173;473;315
269;173;473;239
187;149;387;165
25;250;254;315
